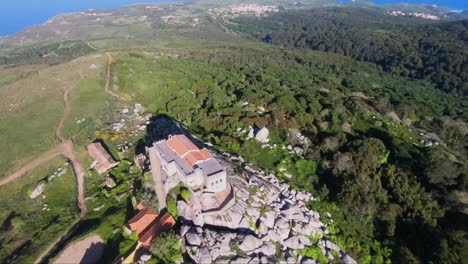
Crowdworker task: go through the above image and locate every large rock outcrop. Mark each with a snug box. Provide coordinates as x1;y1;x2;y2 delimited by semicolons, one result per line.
178;154;356;263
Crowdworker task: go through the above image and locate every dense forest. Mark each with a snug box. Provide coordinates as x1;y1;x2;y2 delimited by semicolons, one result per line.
226;8;468;96
111;46;467;263
0;2;466;263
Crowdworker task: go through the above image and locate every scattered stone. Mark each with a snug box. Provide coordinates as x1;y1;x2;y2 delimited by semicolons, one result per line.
246;208;260;220
247;126;255;139
30;183;45;199
105;177;116;188
283;235;310;250
94;204;104;211
301;258;316;264
255;127;270;143
140;254;152;262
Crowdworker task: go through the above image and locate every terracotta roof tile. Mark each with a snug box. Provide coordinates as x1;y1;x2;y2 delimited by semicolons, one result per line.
139;213;176;247
184;148;212;166
127;209;159;237
166;135;198;156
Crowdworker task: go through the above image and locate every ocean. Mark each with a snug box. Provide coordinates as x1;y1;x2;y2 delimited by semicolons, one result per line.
373;0;467;10
0;0;181;36
0;0;466;36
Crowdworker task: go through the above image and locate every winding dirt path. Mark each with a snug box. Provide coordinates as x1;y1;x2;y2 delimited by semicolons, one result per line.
2;54;115;264
1;69;88;262
1;80;87;217
0;145;63;186
35;55;116;263
105;52;120;99
54;82;87;217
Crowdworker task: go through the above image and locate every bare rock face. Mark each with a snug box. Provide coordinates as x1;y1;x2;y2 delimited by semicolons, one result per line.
343;254;358;264
30;183;45;199
197;247;212;264
178;148;356;264
253;241;276;256
246;207;261;220
186;232;202;246
239;235;263;252
261;211;276;228
177;200;192;221
255;127;270;143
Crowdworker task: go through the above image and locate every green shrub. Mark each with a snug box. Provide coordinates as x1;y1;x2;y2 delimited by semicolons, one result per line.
167;198;178;220
300;246;328;263
149;230;182;263
180;188;191;201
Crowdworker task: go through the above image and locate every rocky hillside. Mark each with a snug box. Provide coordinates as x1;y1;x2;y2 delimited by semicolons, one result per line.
177;152;356;263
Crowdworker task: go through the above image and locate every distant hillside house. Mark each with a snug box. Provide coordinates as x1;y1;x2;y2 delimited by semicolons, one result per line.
87;142;119;174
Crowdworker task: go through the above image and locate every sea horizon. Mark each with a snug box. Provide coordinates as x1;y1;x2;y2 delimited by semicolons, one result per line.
0;0;466;36
0;0;184;36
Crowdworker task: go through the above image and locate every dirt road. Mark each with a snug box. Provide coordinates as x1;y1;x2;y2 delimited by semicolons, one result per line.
53;234;104;264
105;53;120;99
55;87;71;142
54;82;87;217
2;54;115;264
0;145;63;186
35;54;117;263
62;140;87;217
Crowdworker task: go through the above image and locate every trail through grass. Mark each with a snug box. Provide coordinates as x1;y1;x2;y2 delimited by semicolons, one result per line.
0;157;79;264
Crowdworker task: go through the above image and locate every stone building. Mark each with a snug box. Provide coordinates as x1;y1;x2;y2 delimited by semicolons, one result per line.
147;134;234;214
150;135;227;193
87;142;119;174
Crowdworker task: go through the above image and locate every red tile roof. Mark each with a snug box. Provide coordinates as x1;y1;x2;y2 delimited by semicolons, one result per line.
184;148;212;166
139;213;176;247
166;135;213;166
166;135;198;156
127;208;159;237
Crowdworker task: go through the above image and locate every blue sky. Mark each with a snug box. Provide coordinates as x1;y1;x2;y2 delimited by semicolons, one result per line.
0;0;466;36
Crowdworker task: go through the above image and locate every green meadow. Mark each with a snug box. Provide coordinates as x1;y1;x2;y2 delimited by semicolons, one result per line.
0;157;78;264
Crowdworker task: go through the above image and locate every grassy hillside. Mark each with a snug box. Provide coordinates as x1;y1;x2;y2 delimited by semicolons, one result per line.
0;157;78;264
0;54;107;179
